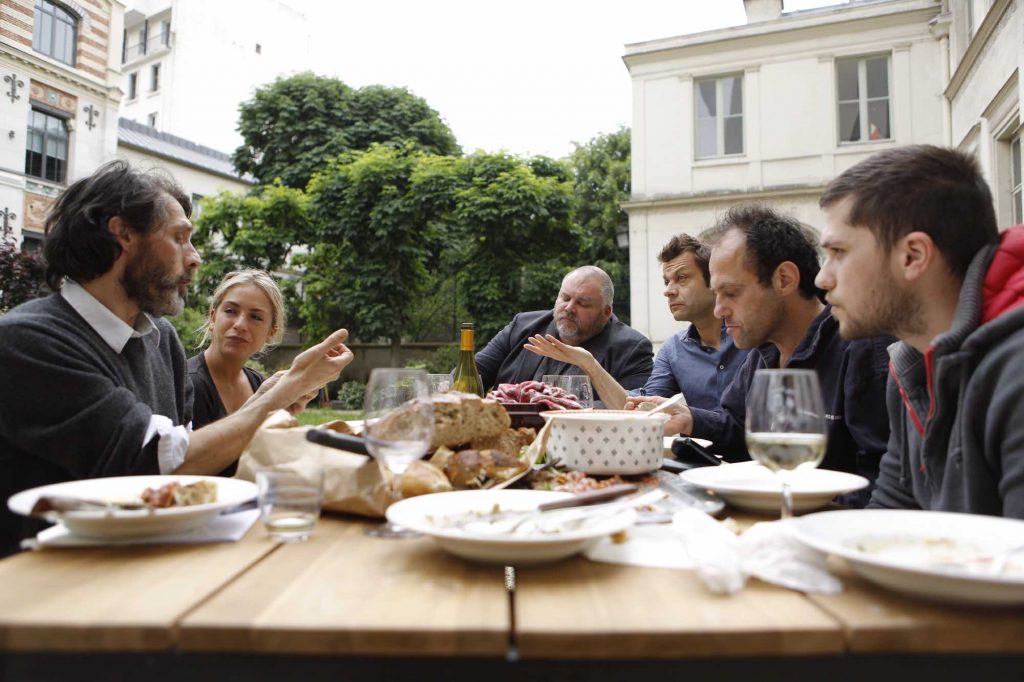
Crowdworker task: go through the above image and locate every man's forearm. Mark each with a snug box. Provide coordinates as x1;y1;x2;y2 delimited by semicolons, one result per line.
174;390;290;474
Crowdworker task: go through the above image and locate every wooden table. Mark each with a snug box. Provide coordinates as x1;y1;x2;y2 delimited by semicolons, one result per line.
1;513;1023;682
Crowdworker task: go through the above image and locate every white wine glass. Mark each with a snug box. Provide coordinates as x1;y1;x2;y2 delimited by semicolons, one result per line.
745;369;827;519
363;368;434;538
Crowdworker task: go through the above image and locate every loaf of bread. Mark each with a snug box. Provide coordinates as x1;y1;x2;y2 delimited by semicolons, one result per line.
396;460;453;498
430;392;510;450
469;427;536;457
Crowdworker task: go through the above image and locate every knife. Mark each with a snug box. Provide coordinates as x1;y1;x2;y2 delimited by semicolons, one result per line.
305;428;370;455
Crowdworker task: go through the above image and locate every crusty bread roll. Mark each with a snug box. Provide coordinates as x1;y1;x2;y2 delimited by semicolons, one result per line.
396;460;453;498
444;448;528;489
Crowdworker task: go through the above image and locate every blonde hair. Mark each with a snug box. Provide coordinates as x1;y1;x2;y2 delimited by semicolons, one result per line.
198;269;286;352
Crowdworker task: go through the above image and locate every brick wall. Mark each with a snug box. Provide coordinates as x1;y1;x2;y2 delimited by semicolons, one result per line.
0;0;112;79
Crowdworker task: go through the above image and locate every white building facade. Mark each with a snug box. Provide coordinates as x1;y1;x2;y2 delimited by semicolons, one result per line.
0;0;124;251
622;0;1018;347
119;0;311;154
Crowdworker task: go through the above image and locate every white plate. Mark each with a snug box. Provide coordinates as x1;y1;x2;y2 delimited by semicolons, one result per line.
386;490;637;565
791;509;1024;606
8;475;257;540
679;461;868;514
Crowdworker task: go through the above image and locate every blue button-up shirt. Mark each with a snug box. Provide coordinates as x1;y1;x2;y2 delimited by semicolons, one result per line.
632;323;748;411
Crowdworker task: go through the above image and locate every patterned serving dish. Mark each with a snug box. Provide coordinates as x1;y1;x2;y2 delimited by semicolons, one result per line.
541;410;670;475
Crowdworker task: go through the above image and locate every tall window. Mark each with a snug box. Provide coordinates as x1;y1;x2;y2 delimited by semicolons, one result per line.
1012;137;1022;225
25;108;68;183
837;56;891;144
151;63;160;92
147;112;157;128
32;0;77;66
160;20;171;46
695;75;743;159
127;72;138;99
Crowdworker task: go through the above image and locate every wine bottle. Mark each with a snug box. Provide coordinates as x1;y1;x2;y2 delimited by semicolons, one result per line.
452;322;484;396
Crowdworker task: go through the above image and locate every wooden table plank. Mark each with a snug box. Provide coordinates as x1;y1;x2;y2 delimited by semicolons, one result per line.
513;556;844;659
0;525;276;652
806;560;1024;653
178;517;509;656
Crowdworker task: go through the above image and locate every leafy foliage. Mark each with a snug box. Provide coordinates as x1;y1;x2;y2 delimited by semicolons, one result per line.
0;226;46;313
191;182;312;286
233;73;460;189
569;127;632;321
167;306;208;354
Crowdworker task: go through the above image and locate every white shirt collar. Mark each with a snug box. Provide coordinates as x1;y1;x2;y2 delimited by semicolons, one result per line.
61;280;160;353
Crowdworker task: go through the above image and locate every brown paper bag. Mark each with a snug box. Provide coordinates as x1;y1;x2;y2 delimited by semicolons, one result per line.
235;410;394;518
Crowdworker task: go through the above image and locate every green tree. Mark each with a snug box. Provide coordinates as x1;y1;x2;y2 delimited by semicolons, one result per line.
569;127;632;321
233;73;460;189
190;182;311;315
447;152;579;339
301;144;434;363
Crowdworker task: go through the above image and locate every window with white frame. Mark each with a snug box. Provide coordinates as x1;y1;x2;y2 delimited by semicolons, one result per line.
150;63;160;92
1012;137;1022;225
32;0;77;66
25;107;68;183
147;112;157;128
836;56;891;144
160;20;171;46
128;72;138;99
695;75;743;159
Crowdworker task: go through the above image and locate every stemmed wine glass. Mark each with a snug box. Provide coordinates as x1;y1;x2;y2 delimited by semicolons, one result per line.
363;368;434;537
745;369;827;519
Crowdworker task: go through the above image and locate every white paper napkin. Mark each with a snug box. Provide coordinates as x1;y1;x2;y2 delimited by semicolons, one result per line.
673;508;842;594
22;509;260;549
585;508;841;595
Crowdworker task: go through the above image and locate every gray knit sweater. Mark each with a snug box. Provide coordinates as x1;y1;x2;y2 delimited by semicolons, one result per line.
0;293;192;552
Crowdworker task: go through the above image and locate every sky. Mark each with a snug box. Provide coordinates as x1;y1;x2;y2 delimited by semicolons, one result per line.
300;0;845;159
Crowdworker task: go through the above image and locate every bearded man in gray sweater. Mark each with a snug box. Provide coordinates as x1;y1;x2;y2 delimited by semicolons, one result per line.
0;161;353;553
816;145;1024;518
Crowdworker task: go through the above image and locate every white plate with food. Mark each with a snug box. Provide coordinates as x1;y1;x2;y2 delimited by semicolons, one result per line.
8;475;257;540
679;461;868;514
386;489;638;565
791;509;1024;606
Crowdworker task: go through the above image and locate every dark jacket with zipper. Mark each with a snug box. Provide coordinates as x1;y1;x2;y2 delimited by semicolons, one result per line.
869;226;1024;518
690;306;892;505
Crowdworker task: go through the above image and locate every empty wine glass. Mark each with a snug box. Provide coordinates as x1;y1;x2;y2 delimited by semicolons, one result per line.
745;369;827;519
363;368;434;537
542;374;594;409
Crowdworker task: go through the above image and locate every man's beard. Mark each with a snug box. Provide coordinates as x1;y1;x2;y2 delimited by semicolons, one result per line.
555;313;600;345
839;275;924;340
122;245;185;317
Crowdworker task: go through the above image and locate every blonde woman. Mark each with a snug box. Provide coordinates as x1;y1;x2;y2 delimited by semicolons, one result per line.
187;270;286;440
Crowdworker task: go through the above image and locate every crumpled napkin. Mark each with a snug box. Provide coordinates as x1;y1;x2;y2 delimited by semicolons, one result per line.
673;508;842;594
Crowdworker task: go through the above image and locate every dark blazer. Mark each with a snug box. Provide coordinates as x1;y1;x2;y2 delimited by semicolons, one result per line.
475;310;653;392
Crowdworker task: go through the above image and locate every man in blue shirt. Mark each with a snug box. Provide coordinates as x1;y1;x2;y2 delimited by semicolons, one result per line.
524;234;747;410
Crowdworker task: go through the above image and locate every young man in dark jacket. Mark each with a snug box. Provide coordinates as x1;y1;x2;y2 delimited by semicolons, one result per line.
637;205;892;504
816;144;1024;518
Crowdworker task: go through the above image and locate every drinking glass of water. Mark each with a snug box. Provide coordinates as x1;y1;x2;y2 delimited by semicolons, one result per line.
363;368;434;537
257;463;324;542
745;369;827;519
